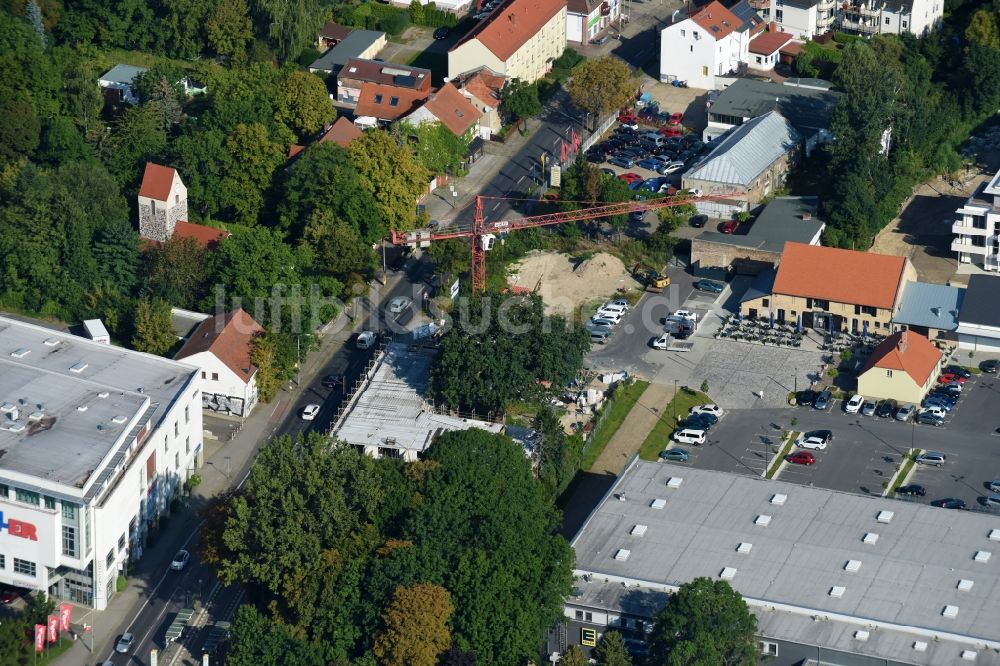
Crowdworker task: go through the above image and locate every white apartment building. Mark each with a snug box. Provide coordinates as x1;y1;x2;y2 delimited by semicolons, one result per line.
659;1;757;90
953;169;1000;272
839;0;943;36
766;0;835;39
0;317;203;610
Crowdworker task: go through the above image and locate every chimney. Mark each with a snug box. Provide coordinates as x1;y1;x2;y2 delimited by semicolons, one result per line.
897;333;907;354
802;212;812;220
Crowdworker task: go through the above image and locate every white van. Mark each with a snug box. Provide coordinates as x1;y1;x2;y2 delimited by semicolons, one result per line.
356;331;376;350
672;428;706;445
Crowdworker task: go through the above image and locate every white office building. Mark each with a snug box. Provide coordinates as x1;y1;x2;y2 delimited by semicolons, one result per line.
953;169;1000;272
0;317;203;609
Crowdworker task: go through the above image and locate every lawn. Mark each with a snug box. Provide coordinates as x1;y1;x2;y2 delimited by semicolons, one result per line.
766;431;797;479
637;388;710;461
581;379;650;470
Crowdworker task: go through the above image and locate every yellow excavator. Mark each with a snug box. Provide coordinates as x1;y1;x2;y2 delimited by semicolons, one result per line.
632;263;670;293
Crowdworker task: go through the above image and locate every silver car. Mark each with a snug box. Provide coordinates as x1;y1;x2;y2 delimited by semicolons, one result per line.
915;452;946;466
895;404;916;422
116;633;135;653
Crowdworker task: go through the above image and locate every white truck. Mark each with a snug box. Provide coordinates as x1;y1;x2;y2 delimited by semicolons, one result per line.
652;333;694;352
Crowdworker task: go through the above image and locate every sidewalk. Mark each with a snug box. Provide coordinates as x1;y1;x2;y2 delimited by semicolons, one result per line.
590;381;676;475
55;287;396;666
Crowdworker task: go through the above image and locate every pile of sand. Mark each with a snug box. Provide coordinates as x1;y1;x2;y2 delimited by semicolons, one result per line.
509;251;637;317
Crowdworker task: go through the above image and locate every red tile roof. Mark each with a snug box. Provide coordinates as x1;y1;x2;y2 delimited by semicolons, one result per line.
355;82;429;121
319;116;363;147
287;144;305;160
780;41;804;56
458;67;506;109
773;243;907;310
420;83;482;136
860;330;942;386
175;309;264;382
138;162;177;201
174;221;231;250
688;1;740;42
452;0;566;62
749;30;795;55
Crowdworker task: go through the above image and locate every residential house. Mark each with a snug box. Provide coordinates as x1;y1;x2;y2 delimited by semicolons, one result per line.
857;329;943;404
454;67;506;139
98;64;147;105
287;117;364;160
318;22;353;50
682;110;800;216
336;59;431;107
448;0;567;83
174;309;264;418
691;196;824;276
309;30;387;76
956;274;1000;352
138;163;230;248
747;30;796;71
766;0;835;39
892;281;964;342
839;0;943;36
659;1;762;90
403;83;482;137
952;167;1000;272
740;241;917;333
703;78;842;154
566;0;620;44
355;82;430;126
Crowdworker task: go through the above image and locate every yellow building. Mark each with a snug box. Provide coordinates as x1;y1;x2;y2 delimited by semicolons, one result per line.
448;0;567;83
857;330;943;404
740;242;916;334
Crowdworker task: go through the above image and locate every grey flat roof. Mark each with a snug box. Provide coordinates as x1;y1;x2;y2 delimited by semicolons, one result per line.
741;266;776;302
686;111;800;187
0;317;197;492
331;342;501;452
697;197;824;254
309;30;386;72
958;275;1000;329
893;281;964;331
710;78;842;135
571;460;1000;656
99;64;147;85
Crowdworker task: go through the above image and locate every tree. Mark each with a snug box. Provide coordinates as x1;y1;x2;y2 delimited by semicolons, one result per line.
349;129;428;233
93;218;140;292
502;78;542;121
302;209;377;279
132;298;174;354
568;56;634;117
594;630;632;666
156;0;212;59
0;93;41;164
251;0;321;61
219;122;285;224
26;0;46;49
647;577;757;666
207;0;254;60
228;604;324;666
560;645;588;666
965;8;1000;50
208;226;298;319
143;236;211;308
427;238;469;278
0;611;30;665
532;407;581;498
249;330;281;402
171;128;227;221
406;121;470;174
100;104;167;185
373;584;454;666
275;70;336;139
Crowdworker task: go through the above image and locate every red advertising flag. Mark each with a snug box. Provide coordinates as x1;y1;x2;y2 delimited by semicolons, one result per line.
58;603;72;631
34;624;45;653
47;615;59;643
571;129;580;152
559;139;568;163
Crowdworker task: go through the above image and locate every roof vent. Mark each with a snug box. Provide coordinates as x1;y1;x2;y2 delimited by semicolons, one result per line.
651;498;667;509
989;529;1000;541
0;403;16;414
844;560;862;573
43;337;59;346
957;579;974;591
962;650;977;661
876;510;894;523
736;542;752;554
614;549;631;561
720;567;737;580
974;550;991;563
913;641;927;652
666;476;683;488
70;361;88;373
631;524;648;536
802;212;812;220
10;348;30;359
854;630;869;641
942;605;959;618
863;532;879;545
829;586;845;598
77;405;88;412
111;415;127;425
27;411;44;422
98;391;109;399
755;514;772;526
770;493;787;505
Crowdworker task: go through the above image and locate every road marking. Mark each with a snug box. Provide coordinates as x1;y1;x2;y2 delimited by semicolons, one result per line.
517;175;525;184
492;202;502;211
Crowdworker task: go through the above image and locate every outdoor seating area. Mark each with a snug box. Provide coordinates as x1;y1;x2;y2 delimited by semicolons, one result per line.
715;314;804;347
818;331;887;354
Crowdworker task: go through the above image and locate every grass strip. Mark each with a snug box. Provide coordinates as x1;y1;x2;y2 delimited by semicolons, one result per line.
581;380;650;470
638;388;711;461
765;431;798;480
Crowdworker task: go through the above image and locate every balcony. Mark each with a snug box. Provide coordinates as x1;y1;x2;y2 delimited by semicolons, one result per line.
952;219;990;236
817;0;836;9
951;238;990;255
840;18;880;34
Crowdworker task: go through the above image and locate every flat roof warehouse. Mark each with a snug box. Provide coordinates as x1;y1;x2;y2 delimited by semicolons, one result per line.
0;318;198;500
570;460;1000;664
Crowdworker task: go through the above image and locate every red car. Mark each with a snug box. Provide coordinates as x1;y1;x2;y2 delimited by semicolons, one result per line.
618;113;639;124
786;451;816;466
618;172;642;184
660;127;683;138
668;112;684;125
0;586;21;604
937;373;967;384
719;219;739;234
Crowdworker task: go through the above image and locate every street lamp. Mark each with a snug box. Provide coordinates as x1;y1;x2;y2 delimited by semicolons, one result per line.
673;379;678;423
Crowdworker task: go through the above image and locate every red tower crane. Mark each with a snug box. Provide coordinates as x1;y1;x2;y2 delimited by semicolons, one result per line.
389;192;733;293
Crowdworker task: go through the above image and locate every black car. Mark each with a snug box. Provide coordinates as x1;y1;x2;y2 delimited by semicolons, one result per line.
875;400;897;418
432;26;450;39
945;365;972;379
931;498;966;510
585;151;605;163
600;168;616;178
690;214;708;228
680;413;718;429
321;374;343;390
802;429;833;445
896;484;926;497
796;389;817;407
982;359;999;374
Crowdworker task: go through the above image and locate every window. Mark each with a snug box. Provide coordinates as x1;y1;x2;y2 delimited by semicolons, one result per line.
106;549;115;569
119;533;127;551
389;96;399;107
693;30;699;39
902;20;908;28
680;29;685;37
885;17;890;24
702;66;708;76
0;484;6;498
186;437;190;454
174;421;179;438
201;371;206;379
211;372;218;381
886;369;893;377
755;56;762;64
854;305;861;315
775;9;783;20
13;558;35;577
690;45;694;52
16;488;39;505
585;611;593;622
62;526;76;557
44;496;56;510
762;298;770;307
374;94;383;104
0;555;4;569
790;311;797;317
175;194;180;204
185;406;189;423
759;641;779;656
575;610;583;620
175;453;180;470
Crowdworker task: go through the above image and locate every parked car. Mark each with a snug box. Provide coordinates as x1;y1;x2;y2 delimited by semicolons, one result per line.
433;26;450;39
938;372;967;384
652;333;671;350
170;549;191;571
637;158;664;172
668;112;684;125
895;404;916;422
300;404;321;421
672;428;706;445
618;113;639;124
690;404;724;418
321;374;343;390
585;150;606;163
785;451;816;466
945;365;972;379
693;279;724;294
659;448;690;462
931;498;966;509
618;172;642;184
600;168;616;178
606;299;630;310
875;399;897;418
990;478;1000;493
895;484;926;497
690;214;708;228
915;451;947;466
795;389;817;407
861;400;877;416
116;633;135;653
388;296;412;314
941;381;963;393
814;390;832;410
984;494;1000;509
660;127;683;138
662;161;686;175
619;120;639;131
916;411;945;427
982;359;999;373
845;394;864;414
609;155;635;168
356;330;376;350
918;405;946;419
672;309;697;322
684;411;718;426
795;432;829;451
719;219;739;234
590;330;610;344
